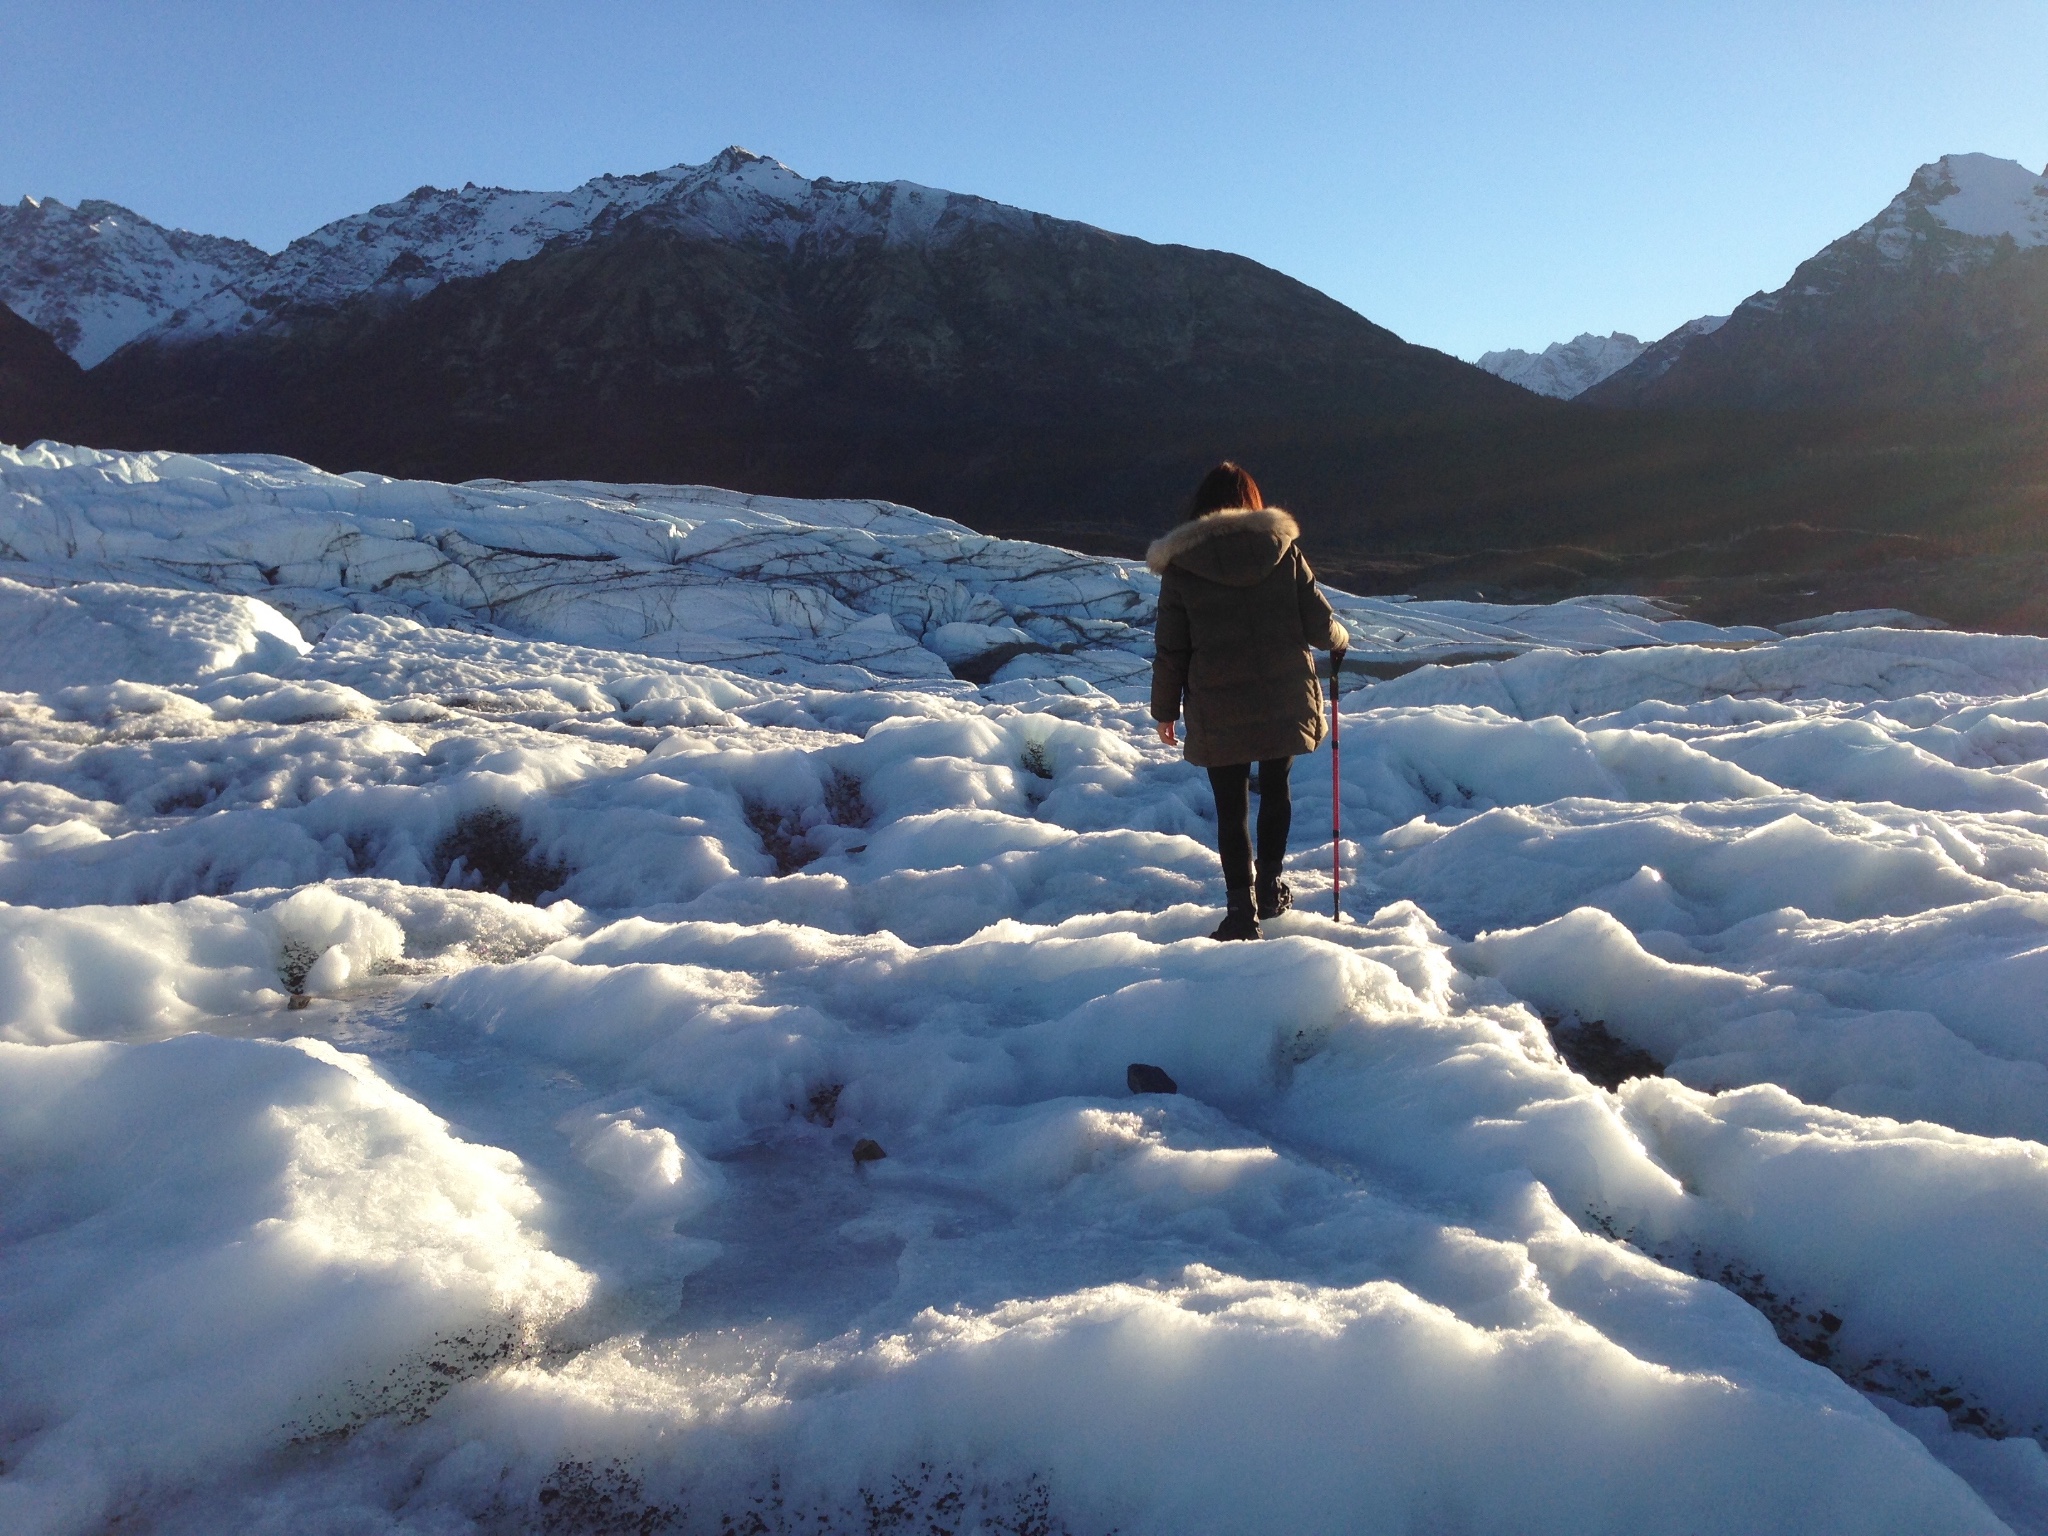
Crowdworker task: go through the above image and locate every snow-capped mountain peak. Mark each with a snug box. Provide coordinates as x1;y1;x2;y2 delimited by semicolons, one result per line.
1584;151;2047;408
701;143;807;191
1863;152;2048;264
1476;331;1645;399
0;196;267;365
147;149;1038;346
1;149;1047;362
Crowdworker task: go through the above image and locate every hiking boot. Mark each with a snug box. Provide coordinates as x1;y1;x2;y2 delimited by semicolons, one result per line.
1256;877;1292;920
1209;890;1263;942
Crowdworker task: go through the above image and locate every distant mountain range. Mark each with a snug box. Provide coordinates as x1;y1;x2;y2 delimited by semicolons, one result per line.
5;150;2048;628
0;148;1537;541
7;152;1066;360
1477;332;1648;398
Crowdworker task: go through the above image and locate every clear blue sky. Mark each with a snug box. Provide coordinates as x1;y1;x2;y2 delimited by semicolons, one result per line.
4;0;2044;360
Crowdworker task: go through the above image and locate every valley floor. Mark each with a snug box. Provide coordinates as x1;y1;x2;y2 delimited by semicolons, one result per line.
4;444;2048;1534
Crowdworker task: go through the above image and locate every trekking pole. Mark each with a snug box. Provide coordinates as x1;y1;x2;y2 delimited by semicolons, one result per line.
1330;648;1346;920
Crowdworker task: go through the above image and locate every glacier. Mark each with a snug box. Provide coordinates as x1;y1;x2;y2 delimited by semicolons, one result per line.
4;444;2048;1533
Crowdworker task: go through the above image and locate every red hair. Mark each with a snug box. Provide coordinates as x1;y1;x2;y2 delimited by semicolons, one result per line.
1187;462;1263;520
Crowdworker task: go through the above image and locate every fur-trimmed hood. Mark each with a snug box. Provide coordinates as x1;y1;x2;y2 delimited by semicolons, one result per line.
1145;506;1300;587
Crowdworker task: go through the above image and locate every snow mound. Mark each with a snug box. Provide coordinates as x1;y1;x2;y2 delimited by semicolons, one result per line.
0;1033;590;1531
0;577;307;691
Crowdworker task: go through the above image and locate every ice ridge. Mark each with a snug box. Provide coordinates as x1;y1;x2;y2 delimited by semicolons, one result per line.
0;442;1775;694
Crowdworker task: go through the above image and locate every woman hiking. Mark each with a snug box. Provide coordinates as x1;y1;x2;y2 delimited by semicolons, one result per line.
1148;462;1349;941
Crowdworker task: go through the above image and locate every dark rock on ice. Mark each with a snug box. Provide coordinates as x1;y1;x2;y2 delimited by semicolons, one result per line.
1544;1015;1664;1091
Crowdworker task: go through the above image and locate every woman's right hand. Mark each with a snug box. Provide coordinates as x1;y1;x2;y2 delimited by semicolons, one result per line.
1156;720;1177;747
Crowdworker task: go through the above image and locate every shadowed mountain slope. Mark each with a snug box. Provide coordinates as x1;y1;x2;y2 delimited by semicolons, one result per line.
85;204;1541;537
1591;154;2048;414
0;303;88;443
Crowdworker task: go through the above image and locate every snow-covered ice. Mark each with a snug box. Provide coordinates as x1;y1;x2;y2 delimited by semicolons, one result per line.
4;443;2048;1533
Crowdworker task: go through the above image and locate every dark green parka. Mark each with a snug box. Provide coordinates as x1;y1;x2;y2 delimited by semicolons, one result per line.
1148;507;1349;769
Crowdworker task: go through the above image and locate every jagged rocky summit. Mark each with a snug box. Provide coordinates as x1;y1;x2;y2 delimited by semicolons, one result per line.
1476;331;1646;399
0;196;266;366
0;149;1039;363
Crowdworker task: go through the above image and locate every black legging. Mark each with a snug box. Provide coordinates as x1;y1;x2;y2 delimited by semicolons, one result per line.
1207;757;1293;891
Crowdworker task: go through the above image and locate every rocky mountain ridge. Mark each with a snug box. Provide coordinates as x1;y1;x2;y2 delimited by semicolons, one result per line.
149;147;1045;345
34;155;1535;542
1476;331;1646;398
0;197;266;365
0;149;1054;364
